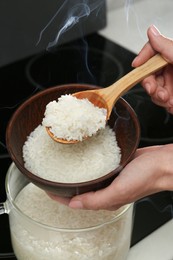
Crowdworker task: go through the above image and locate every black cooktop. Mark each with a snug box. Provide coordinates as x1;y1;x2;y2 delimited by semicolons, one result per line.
0;33;173;259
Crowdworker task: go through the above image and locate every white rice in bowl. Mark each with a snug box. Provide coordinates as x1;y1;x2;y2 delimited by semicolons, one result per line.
22;124;121;183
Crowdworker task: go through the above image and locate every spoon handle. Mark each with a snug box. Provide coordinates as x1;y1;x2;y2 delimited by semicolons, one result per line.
100;54;168;118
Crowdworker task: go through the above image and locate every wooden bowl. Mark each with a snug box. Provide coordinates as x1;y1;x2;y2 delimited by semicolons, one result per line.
6;84;140;197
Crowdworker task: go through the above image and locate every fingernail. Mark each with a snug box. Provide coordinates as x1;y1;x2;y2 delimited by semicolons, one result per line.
158;91;165;100
69;200;83;209
144;83;151;94
150;25;160;36
131;56;139;67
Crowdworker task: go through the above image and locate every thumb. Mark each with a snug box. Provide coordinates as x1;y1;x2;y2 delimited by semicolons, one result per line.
148;25;173;63
68;184;123;210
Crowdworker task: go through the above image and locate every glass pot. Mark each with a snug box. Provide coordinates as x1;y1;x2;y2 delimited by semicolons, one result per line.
0;163;134;260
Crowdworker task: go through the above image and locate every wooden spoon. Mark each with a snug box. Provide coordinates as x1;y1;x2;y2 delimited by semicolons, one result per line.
47;54;168;144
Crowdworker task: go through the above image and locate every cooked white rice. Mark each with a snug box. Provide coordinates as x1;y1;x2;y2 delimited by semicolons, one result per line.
15;183;126;228
42;94;107;141
11;183;133;260
22;125;121;183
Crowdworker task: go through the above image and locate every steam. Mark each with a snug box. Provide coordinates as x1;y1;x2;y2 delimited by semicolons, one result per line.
37;0;104;50
124;0;165;40
124;0;144;38
125;0;132;24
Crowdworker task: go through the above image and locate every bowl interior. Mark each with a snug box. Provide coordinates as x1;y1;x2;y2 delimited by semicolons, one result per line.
6;84;140;197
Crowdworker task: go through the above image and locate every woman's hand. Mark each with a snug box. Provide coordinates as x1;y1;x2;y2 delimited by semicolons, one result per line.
132;25;173;114
48;144;173;210
47;26;173;211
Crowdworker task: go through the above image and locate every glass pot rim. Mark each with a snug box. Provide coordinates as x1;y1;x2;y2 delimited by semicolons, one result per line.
5;163;133;233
